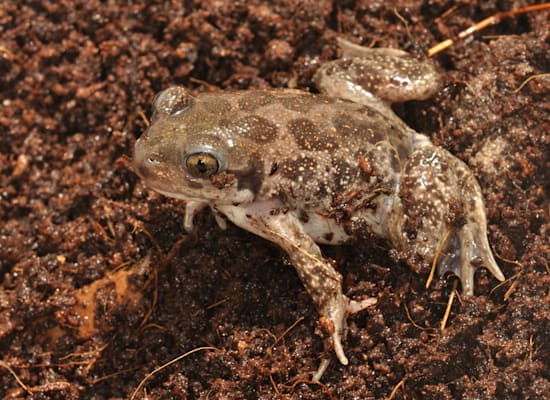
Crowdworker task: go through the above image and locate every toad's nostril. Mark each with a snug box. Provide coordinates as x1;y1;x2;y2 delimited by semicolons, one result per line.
133;142;158;178
134;158;153;179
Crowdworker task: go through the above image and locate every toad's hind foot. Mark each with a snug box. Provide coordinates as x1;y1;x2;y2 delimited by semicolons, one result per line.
398;145;505;295
434;156;505;295
438;159;504;295
438;221;505;296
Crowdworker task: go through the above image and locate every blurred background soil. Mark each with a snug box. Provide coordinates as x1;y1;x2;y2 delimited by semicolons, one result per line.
0;1;549;399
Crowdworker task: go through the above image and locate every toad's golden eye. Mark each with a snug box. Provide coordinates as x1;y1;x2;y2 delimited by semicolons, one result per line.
185;152;220;178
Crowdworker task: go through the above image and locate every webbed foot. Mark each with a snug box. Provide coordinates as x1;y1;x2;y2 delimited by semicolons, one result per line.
396;144;505;294
437;215;505;295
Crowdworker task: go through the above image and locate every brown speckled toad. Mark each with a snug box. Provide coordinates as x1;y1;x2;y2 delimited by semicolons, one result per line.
134;38;505;372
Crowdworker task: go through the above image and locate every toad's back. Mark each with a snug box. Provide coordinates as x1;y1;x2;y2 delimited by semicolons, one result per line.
140;89;422;239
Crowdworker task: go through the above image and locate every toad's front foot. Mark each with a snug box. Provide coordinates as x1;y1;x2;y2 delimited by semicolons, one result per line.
322;293;377;366
312;293;376;381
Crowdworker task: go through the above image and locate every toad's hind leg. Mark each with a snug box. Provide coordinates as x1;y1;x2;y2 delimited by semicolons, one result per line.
393;144;505;295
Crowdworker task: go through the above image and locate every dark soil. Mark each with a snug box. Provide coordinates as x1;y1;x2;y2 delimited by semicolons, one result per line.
1;1;549;399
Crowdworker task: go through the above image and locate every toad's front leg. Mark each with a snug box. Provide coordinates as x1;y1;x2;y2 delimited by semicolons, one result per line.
217;201;376;366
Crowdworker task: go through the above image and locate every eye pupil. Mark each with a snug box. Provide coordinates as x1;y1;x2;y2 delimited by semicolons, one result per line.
197;159;207;173
186;152;219;178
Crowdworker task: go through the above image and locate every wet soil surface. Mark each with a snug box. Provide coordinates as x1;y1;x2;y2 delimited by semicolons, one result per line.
1;1;549;399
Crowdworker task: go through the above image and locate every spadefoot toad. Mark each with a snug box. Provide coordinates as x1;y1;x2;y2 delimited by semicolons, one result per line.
134;38;505;370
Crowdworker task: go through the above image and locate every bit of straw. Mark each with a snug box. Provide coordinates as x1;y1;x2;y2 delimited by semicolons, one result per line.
0;361;32;395
130;346;217;400
387;378;406;400
426;229;452;290
513;73;550;93
429;4;550;56
441;280;459;331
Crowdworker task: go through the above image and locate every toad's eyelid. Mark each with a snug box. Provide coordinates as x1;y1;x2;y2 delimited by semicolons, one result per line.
153;86;195;116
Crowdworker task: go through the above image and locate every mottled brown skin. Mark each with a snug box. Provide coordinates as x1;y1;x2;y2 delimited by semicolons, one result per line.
134;40;505;374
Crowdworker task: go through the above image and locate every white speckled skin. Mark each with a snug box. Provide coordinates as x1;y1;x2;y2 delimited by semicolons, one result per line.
134;39;505;370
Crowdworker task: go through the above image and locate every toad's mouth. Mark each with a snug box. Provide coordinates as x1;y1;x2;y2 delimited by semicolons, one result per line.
142;174;256;206
153;188;201;202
